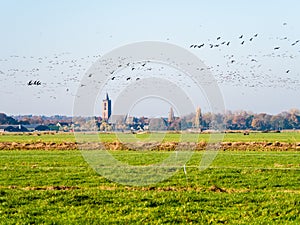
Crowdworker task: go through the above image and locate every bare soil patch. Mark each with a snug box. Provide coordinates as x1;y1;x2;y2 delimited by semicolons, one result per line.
0;141;299;151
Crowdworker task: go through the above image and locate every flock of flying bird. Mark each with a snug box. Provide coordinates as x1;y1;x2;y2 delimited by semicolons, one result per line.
0;22;300;101
190;34;259;49
82;22;300;94
189;32;299;73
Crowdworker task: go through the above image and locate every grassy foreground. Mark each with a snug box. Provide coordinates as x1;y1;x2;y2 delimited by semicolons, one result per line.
0;150;299;224
0;131;300;143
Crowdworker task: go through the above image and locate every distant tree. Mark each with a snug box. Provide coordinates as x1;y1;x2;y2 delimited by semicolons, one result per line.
288;109;300;129
180;118;189;130
0;113;18;125
99;122;112;131
251;118;262;130
202;112;212;130
35;125;50;131
169;118;181;131
149;118;167;131
251;113;271;130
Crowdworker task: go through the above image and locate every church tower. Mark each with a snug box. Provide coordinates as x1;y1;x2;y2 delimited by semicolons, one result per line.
194;106;202;129
168;107;175;123
102;93;111;121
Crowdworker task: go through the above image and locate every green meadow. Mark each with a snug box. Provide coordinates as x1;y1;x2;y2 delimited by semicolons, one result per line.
0;132;299;224
1;131;300;143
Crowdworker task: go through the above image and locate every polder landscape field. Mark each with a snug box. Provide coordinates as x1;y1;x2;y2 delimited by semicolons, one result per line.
0;132;299;224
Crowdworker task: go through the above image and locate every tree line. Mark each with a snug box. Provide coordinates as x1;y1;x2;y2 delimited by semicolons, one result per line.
182;109;300;131
1;109;300;131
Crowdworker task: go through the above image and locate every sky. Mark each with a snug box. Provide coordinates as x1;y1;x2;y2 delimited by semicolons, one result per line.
0;0;300;117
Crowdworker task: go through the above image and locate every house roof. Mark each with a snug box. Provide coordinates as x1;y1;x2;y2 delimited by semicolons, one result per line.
0;125;20;129
57;122;69;126
23;124;42;129
0;125;28;132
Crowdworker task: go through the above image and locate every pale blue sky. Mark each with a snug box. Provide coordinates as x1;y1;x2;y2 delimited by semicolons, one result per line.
0;0;300;116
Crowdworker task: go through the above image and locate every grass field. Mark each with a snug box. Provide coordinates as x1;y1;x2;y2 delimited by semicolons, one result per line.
0;132;299;224
0;150;299;224
1;131;300;143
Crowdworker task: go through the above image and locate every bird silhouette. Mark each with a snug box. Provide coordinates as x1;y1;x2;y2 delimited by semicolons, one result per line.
291;40;299;46
27;80;41;86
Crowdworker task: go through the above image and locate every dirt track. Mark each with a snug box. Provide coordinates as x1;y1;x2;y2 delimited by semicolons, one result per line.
0;141;300;151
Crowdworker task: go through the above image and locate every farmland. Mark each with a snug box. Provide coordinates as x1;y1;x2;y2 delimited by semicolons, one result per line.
1;131;300;143
0;132;299;224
